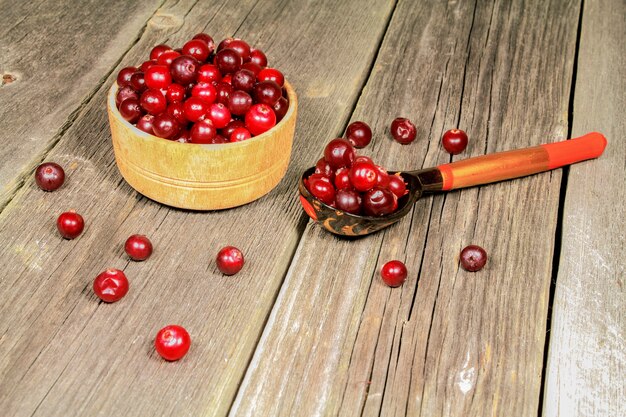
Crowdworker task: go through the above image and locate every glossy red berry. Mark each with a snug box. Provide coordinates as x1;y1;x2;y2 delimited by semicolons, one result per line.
207;103;231;129
375;165;390;187
215;81;233;105
144;65;172;90
197;64;222;84
335;189;361;214
249;48;268;67
380;260;408;287
152;113;180;139
228;39;251;61
140;89;167;115
460;245;487;272
182;39;210;62
222;120;245;138
390;117;417;144
116;86;139;108
166;102;188;125
35;162;65;191
217;37;234;52
170;55;199;85
57;210;84;239
93;269;129;302
150;44;171;61
155;325;191;361
129;72;146;92
387;174;407;198
140;59;157;72
241;62;262;76
190;119;217;144
183;96;209;122
215;48;242;74
192;33;215;53
191;82;217;104
230;127;251;142
119;98;143;123
272;96;289;122
216;246;245;275
116;66;137;88
156;50;181;66
362;187;396;217
175;129;192;143
442;129;468;155
166;83;186;103
314;158;334;180
245;104;276;136
349;161;378;192
345;121;372;148
353;155;374;165
228;90;252;116
136;114;155;134
253;80;281;106
323;138;355;169
257;68;284;87
306;174;336;205
124;234;153;261
334;167;352;190
232;69;256;92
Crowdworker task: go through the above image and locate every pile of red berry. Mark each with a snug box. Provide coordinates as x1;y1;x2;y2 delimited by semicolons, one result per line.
115;33;288;143
305;134;408;217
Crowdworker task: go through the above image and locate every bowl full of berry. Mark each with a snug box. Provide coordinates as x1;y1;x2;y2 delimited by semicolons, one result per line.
108;33;297;210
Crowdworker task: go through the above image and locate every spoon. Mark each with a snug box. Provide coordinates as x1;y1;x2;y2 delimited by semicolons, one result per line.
298;132;607;236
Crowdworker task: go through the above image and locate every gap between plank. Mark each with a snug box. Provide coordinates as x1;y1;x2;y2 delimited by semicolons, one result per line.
536;0;584;415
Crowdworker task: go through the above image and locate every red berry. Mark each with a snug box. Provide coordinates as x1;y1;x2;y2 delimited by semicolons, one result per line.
175;129;192;143
119;98;143;123
314;158;334;180
335;189;361;214
245;104;276;136
375;165;390;187
150;44;171;61
230;127;251;142
241;62;262;76
215;82;233;105
249;48;268;67
156;50;181;66
124;234;153;261
166;102;187;125
183;97;209;122
140;89;167;115
380;260;408;287
35;162;65;191
257;68;284;87
191;82;217;104
116;86;139;108
166;83;186;103
460;245;487;272
442;129;468;154
323;138;355;169
216;246;245;275
217;37;234;52
129;72;146;92
197;64;222;84
354;155;374;165
93;269;129;302
253;80;281;106
136;114;155;134
232;69;256;92
207;103;231;129
227;90;252;116
140;59;157;72
273;96;289;122
334;167;352;190
155;325;191;361
116;66;137;88
210;134;229;144
345;121;372;148
306;174;336;205
192;33;215;53
215;48;242;74
349;161;378;192
390;117;417;144
362;187;396;217
152;113;180;139
57;210;84;239
145;65;172;89
170;55;199;85
182;39;210;62
228;39;251;61
190;119;217;144
387;174;407;198
222;120;245;138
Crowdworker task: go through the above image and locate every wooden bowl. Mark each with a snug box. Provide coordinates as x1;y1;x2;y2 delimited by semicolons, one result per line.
106;81;297;210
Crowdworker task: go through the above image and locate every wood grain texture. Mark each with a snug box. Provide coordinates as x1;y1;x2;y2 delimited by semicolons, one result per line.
0;0;395;415
231;0;580;415
543;0;626;415
0;0;165;208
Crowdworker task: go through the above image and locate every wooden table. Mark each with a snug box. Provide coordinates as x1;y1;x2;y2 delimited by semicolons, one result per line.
1;0;623;415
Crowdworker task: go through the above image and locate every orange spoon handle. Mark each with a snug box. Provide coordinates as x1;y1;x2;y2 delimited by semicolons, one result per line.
437;132;607;191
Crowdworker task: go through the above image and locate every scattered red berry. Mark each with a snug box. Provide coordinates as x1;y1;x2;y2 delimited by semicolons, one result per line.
380;260;408;287
345;121;372;148
93;269;129;302
460;245;487;272
216;246;245;275
35;162;65;191
442;129;468;155
57;210;84;239
125;234;153;261
155;325;191;361
324;138;355;169
390;117;417;144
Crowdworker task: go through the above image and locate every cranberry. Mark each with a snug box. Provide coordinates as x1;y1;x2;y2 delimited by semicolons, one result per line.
145;65;172;89
140;89;167;115
375;165;390;187
345;121;372;148
222;120;245;138
170;55;199;85
166;102;188;125
119;98;143;123
335;189;361;214
380;260;408;287
253;80;281;106
349;161;378;192
228;90;252;116
140;59;157;72
93;269;129;302
216;246;245;275
150;44;171;61
215;48;242;74
257;68;284;87
390;117;417;144
215;82;233;105
166;83;186;103
183;97;209;122
175;129;192;143
314;158;334;180
231;69;256;92
57;210;84;239
306;174;336;205
190;119;217;143
222;74;232;84
129;72;146;92
230;127;251;142
272;96;289;122
35;162;65;191
323;138;355;169
334;167;352;190
192;33;215;52
197;64;222;84
156;50;181;66
228;39;251;61
249;48;268;67
155;325;191;361
387;174;407;198
182;39;210;62
124;234;153;261
241;62;262;76
136;114;155;134
362;187;396;217
116;66;136;88
210;134;229;144
354;155;374;165
152;113;180;139
460;245;487;272
116;86;139;108
217;37;234;52
442;129;468;155
207;103;231;129
191;82;217;104
245;103;276;136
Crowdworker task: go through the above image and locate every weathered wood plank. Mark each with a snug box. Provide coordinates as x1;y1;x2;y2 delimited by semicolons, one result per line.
0;0;396;415
0;0;167;208
231;0;580;415
543;0;625;415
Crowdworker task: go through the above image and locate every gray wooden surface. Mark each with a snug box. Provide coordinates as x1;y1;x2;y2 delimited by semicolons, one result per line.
0;0;623;416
